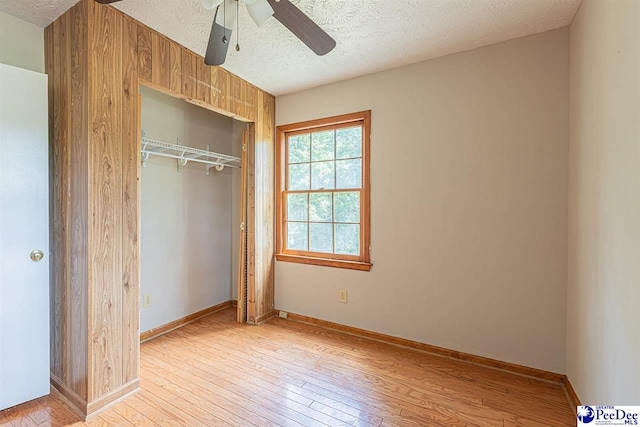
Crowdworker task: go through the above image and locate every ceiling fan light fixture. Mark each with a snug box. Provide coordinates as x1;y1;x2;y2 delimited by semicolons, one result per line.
214;0;238;28
245;0;274;27
200;0;224;10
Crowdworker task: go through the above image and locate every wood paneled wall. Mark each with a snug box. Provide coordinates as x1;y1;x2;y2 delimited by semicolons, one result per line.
249;92;276;323
45;0;275;418
45;0;90;405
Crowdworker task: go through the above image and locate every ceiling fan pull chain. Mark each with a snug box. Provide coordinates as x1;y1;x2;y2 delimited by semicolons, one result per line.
222;0;228;43
236;0;240;51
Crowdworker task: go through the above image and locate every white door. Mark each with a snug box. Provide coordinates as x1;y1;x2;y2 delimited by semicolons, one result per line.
0;63;50;410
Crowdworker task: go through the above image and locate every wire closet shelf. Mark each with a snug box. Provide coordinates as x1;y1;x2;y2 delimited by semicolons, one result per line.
141;134;241;174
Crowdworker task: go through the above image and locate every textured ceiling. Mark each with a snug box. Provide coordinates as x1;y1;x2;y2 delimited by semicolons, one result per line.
0;0;581;95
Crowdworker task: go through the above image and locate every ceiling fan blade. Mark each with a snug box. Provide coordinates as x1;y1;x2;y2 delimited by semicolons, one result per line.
205;7;233;66
95;0;123;3
245;0;274;27
266;0;336;56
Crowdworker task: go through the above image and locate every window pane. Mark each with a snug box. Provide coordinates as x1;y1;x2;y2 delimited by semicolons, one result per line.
288;163;310;190
336;159;362;189
288;134;310;163
309;192;332;222
335;224;360;255
336;126;362;159
287;193;308;221
311;130;335;161
287;222;308;250
310;223;333;253
334;192;360;223
311;161;335;190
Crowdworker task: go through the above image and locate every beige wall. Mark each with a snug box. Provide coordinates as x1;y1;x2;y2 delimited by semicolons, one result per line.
140;86;241;332
275;28;569;373
568;0;640;403
0;11;43;73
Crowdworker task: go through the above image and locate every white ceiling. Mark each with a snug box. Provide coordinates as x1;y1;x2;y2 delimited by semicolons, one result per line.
0;0;581;95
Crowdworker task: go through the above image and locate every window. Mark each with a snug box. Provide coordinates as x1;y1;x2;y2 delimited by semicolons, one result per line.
276;111;371;271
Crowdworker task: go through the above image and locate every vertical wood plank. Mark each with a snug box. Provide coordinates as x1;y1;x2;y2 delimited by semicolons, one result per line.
47;18;65;385
88;0;124;401
121;16;140;385
245;84;257;121
196;57;211;104
229;73;242;117
52;13;72;389
151;33;170;89
168;42;182;94
180;48;196;99
210;66;229;112
47;0;91;403
137;25;152;81
262;92;276;317
254;91;275;319
69;0;90;399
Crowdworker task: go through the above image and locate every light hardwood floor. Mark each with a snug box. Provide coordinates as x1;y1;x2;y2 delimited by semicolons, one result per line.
0;308;575;426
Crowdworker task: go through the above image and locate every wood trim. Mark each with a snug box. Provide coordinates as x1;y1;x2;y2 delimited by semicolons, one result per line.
274;310;566;384
139;79;250;123
275;253;372;271
247;123;257;323
236;129;248;323
85;379;140;420
50;375;88;419
140;301;233;342
275;125;286;263
283;246;362;262
50;375;140;421
253;310;276;325
277;111;372;133
231;299;238;308
275;110;372;267
361;111;371;263
563;376;582;409
286;121;366;137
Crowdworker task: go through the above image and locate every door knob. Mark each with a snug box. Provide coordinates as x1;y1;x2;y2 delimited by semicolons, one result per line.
30;250;44;262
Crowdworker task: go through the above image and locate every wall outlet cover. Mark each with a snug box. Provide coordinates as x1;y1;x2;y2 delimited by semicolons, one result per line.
339;290;348;303
279;311;288;319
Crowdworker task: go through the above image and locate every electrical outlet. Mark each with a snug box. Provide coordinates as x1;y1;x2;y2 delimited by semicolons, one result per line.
279;311;288;319
143;295;152;308
339;290;348;303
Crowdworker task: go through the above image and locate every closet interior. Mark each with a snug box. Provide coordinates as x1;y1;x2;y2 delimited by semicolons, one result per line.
139;85;248;335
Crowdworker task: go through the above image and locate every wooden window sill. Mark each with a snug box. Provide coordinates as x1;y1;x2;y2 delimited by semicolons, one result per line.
275;254;372;271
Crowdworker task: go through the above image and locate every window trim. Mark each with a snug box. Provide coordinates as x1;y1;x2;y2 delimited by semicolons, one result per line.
275;111;372;272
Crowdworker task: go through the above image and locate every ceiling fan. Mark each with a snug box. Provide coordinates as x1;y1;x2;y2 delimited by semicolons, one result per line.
95;0;337;66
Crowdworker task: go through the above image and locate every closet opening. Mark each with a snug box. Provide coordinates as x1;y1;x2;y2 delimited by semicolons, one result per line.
138;84;249;342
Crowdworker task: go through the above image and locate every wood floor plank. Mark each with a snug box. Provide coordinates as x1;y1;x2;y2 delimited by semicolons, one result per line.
143;343;370;427
145;336;387;425
143;362;309;427
167;322;495;419
2;308;575;426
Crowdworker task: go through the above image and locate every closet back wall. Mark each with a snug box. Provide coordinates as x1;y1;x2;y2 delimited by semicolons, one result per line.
140;86;238;333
